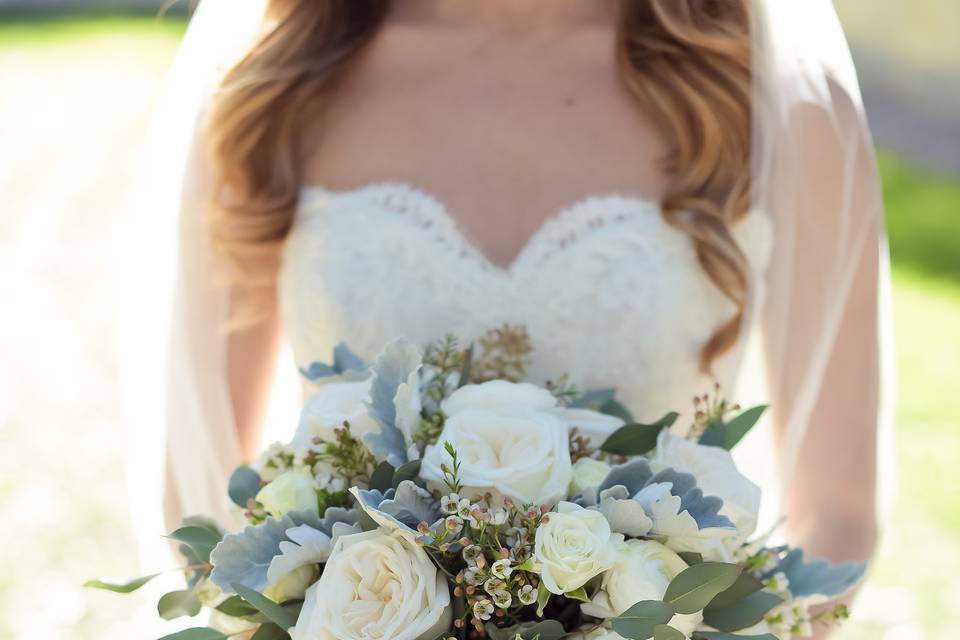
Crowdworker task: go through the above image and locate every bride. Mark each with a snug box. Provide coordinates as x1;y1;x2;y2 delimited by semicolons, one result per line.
141;0;885;632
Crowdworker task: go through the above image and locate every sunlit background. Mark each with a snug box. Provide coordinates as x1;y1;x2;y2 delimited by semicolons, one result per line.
0;1;957;639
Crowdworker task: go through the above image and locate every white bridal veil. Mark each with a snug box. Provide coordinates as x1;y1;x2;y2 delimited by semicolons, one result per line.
122;0;891;555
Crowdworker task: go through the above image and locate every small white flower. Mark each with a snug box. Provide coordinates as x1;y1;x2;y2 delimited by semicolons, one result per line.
473;599;494;621
491;558;513;579
483;577;505;596
440;493;460;514
445;516;463;535
489;507;508;526
518;584;537;605
518;585;537;606
492;590;513;609
534;502;621;595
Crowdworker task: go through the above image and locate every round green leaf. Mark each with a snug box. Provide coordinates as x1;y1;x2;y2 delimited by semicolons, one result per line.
663;563;742;615
83;573;160;593
654;625;686;640
611;600;675;640
228;466;263;508
158;589;202;620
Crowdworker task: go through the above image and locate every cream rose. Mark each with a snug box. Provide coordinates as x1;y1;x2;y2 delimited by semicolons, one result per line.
570;458;612;495
293;378;378;444
255;468;318;518
581;539;701;636
534;502;620;595
291;529;451;640
420;381;572;505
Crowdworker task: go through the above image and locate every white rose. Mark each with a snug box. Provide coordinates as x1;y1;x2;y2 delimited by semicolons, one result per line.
264;564;317;603
292;529;451;640
534;502;621;595
420;381;572;505
255;468;318;518
570;458;612;495
293;377;378;445
562;408;625;448
582;539;702;637
652;430;761;543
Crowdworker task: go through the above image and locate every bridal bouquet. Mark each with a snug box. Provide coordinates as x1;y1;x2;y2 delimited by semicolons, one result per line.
89;327;865;640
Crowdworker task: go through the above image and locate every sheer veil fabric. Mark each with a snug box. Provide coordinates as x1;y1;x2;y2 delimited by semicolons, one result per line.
124;0;892;561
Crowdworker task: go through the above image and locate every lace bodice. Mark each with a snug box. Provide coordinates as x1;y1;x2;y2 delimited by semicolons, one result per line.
279;182;772;422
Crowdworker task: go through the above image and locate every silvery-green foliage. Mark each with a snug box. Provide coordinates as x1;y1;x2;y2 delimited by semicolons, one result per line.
484;620;566;640
363;338;422;467
771;548;867;599
592;458;735;534
210;508;358;593
299;342;367;381
350;480;440;535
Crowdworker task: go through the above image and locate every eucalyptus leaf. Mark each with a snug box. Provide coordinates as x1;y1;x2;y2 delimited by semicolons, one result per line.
157;628;228;640
363;338;421;467
228;466;263;508
485;620;566;640
663;563;742;615
678;552;704;567
601;398;635;423
698;406;767;451
600;413;679;456
232;583;298;630
169;525;223;563
368;461;396;493
392;459;422;487
707;572;764;610
84;574;160;593
215;595;259;617
250;623;290;640
692;633;777;640
703;591;783;632
157;589;202;620
653;625;686;640
611;600;675;640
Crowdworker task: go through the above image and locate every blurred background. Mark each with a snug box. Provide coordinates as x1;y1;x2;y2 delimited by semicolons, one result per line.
0;1;957;639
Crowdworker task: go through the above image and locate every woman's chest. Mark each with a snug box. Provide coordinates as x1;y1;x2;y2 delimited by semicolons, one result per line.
278;184;772;421
302;25;669;268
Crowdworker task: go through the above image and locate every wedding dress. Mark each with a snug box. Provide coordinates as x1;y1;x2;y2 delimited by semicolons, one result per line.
281;183;772;420
124;0;891;541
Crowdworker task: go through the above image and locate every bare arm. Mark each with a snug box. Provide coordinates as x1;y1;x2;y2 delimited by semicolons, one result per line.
762;80;883;637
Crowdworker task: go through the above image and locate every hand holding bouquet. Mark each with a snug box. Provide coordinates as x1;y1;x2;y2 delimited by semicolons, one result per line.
90;327;865;640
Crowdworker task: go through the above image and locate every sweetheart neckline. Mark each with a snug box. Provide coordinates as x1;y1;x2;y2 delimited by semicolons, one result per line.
297;181;664;274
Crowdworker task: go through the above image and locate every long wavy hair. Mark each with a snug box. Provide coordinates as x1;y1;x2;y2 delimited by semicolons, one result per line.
205;0;752;373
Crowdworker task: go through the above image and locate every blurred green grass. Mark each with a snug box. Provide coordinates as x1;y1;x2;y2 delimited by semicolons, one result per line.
1;12;958;640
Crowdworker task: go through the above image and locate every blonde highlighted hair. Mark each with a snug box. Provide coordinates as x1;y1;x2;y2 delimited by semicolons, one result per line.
206;0;752;372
